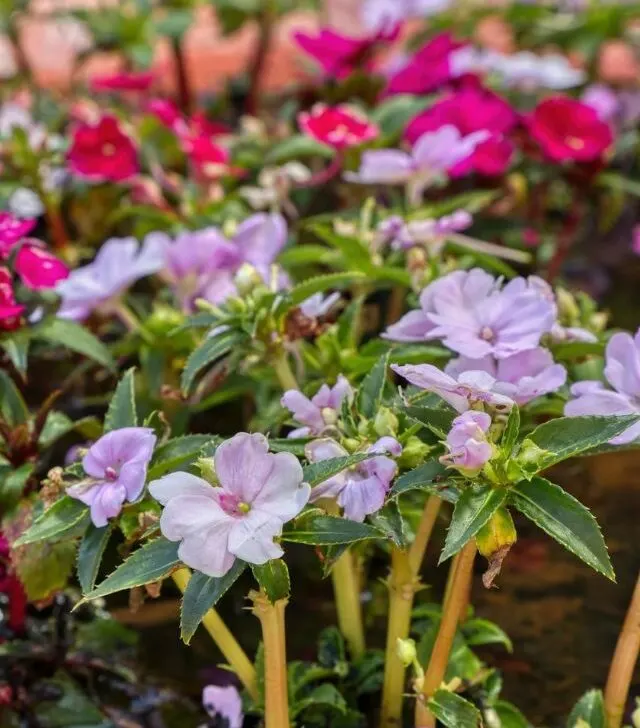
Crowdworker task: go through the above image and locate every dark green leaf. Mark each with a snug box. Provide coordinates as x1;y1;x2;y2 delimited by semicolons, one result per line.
404;405;455;437
368;501;408;547
511;476;614;580
494;701;532;728
502;406;520;454
252;559;290;603
38;412;102;448
566;689;605;728
390;461;453;501
2;336;29;375
440;485;508;564
181;330;243;394
0;370;28;426
266;135;335;164
304;453;371;488
427;689;482;728
268;438;310;456
282;272;366;311
371;94;435;136
15;497;89;546
0;463;34;511
291;684;347;719
36;318;115;370
357;352;389;419
148;434;215;479
104;368;137;432
462;618;512;652
77;523;112;594
283;514;384;545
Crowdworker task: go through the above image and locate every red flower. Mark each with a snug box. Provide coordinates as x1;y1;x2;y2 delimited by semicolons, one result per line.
0;532;26;634
299;104;378;149
90;71;155;93
0;213;35;258
146;99;187;134
528;96;613;163
0;268;23;331
68;114;139;182
15;241;69;291
183;135;232;180
385;33;465;96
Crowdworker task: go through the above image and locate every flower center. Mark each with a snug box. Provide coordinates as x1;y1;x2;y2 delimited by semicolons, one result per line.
480;326;495;341
102;143;116;157
321;407;338;426
104;466;118;481
219;492;251;517
565;136;584;151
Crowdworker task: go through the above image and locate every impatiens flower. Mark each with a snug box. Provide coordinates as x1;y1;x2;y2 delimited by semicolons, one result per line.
299;291;341;319
446;348;567;406
294;25;399;79
0;267;23;331
582;84;620;122
565;329;640;445
90;71;155;93
392;363;514;413
306;437;401;521
528;97;613;163
183;135;233;180
67;114;139;182
299;104;378;149
239;162;311;211
202;685;243;728
281;375;352;438
363;0;451;31
384;269;556;359
67;428;157;528
0;103;46;148
149;433;310;576
9;189;44;219
377;210;472;251
385;33;466;96
14;241;69;290
0;213;35;258
442;411;493;473
55;234;166;320
491;52;585;90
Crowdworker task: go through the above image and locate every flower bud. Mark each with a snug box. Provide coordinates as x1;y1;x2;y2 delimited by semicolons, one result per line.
197;457;218;485
517;439;550;473
632;698;640;728
476;507;517;588
396;638;417;667
398;435;432;469
146;305;185;337
441;411;493;476
234;263;263;296
374;407;399;437
556;287;580;323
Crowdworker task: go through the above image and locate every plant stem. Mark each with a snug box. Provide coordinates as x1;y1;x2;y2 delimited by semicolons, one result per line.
171;570;258;701
415;540;477;728
251;590;290;728
171;36;192;115
273;351;299;391
332;548;366;658
380;547;417;728
408;496;442;578
245;0;275;117
386;286;406;328
604;571;640;728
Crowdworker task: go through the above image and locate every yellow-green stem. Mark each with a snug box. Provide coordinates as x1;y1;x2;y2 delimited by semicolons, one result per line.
172;569;258;701
251;590;290;728
380;547;418;728
408;496;442;578
415;541;477;728
331;548;366;658
604;572;640;728
273;351;299;391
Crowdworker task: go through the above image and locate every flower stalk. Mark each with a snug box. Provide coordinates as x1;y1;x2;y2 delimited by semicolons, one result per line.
331;548;366;658
604;571;640;728
273;351;299;391
172;569;259;701
251;590;290;728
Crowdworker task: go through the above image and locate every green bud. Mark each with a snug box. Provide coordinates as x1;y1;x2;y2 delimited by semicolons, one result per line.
398;436;431;469
556;287;580;323
226;296;247;314
146;305;185;337
590;312;608;332
234;263;263;296
197;457;218;485
632;698;640;728
342;438;360;453
517;438;550;472
373;407;399;437
396;638;417;667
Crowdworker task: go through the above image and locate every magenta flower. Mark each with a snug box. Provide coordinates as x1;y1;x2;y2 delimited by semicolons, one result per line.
565;330;640;445
0;213;35;258
446;348;567;406
55;234;166;320
15;241;69;291
202;685;243;728
442;411;493;474
0;267;24;331
306;437;401;522
149;433;310;576
299;104;378;149
90;71;155;93
384;269;556;359
281;375;352;438
392;362;514;413
67;428;157;528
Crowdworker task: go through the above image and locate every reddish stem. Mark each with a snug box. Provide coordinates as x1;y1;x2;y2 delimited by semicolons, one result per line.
171;37;192;115
245;2;275;117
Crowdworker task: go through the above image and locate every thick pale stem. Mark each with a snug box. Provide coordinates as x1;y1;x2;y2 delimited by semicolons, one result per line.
172;570;258;701
273;352;299;391
408;496;442;578
415;541;477;728
332;548;366;658
604;572;640;728
380;547;417;728
251;591;290;728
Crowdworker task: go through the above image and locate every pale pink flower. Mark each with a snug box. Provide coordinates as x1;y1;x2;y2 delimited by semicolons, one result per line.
202;685;243;728
442;411;493;473
282;376;352;438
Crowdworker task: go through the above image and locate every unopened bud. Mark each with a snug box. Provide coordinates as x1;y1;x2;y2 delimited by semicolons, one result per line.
632;697;640;728
476;507;517;589
321;407;338;427
590;312;608;332
234;263;263;296
374;407;399;437
398;436;431;469
556;287;580;323
197;457;218;485
517;439;549;472
396;638;417;667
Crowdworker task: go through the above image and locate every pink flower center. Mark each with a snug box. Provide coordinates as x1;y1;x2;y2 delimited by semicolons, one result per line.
565;136;585;151
480;326;495;341
102;143;116;157
219;492;251;517
104;466;118;481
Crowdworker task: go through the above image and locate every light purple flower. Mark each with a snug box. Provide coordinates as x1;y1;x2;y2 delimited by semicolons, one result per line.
67;427;156;527
377;210;472;251
442;411;493;473
305;437;401;521
56;234;166;320
446;348;567;405
202;685;243;728
363;0;451;31
299;292;341;318
392;362;514;413
149;433;310;576
384;269;556;359
281;376;352;438
565;330;640;445
582;84;620;122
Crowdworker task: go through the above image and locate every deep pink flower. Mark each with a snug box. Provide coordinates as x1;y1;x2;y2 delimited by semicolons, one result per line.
0;532;26;634
299;104;378;149
182;135;233;180
0;268;24;331
68;114;139;182
146;99;186;133
528;96;613;163
14;241;69;291
0;213;36;258
90;71;155;93
385;33;465;96
294;25;399;79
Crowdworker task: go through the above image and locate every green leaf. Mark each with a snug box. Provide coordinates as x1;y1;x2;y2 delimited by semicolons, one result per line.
0;370;28;426
0;463;34;511
371;94;435;136
268;438;310;456
81;537;181;602
518;415;640;476
266;135;335;164
180;560;246;644
147;434;215;479
502;405;520;454
15;497;89;546
389;461;453;501
16;539;77;602
252;559;290;603
462;618;513;652
404;405;455;437
154;8;192;38
566;689;605;728
494;701;532;728
357;352;389;419
36;318;115;370
2;335;30;375
291;684;347;719
304;453;372;487
181;330;243;394
104;368;137;431
282;272;366;311
77;523;112;594
368;501;408;547
511;476;614;580
283;514;384;545
440;485;509;564
427;689;482;728
598;171;640;198
310;225;373;269
38;412;102;448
